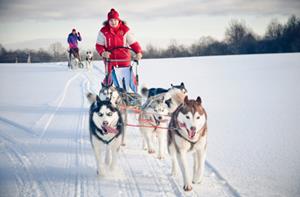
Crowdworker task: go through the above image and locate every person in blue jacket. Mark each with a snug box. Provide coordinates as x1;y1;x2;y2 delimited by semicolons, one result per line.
67;28;82;66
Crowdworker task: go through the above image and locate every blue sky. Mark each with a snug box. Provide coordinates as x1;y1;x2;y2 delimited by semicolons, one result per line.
0;0;299;50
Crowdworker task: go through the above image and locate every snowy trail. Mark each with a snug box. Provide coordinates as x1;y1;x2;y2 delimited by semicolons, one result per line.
0;63;235;197
2;54;299;196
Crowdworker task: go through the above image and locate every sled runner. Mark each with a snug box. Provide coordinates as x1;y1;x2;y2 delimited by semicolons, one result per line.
67;49;84;69
103;46;142;108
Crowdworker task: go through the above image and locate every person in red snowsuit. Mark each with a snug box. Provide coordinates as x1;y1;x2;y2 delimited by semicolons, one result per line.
95;8;142;92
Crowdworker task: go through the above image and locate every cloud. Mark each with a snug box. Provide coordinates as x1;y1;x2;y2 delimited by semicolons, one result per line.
0;0;299;22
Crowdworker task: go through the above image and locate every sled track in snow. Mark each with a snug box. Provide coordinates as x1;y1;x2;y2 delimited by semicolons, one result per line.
0;133;40;196
36;73;81;144
0;65;242;196
0;116;37;137
120;149;144;196
74;76;89;197
150;156;186;197
0;131;53;196
205;161;241;197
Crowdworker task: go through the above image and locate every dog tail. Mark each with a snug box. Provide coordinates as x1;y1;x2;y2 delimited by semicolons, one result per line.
141;85;149;97
86;92;97;103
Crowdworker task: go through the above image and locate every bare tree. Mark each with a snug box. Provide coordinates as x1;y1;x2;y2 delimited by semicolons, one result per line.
49;42;66;58
265;19;283;40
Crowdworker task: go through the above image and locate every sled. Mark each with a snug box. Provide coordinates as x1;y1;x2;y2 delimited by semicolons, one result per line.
103;47;142;109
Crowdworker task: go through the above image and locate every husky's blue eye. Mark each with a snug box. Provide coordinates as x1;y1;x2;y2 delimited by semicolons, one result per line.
107;112;113;116
98;112;103;117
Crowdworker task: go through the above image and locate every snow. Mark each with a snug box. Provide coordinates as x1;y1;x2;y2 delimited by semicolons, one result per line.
1;53;300;197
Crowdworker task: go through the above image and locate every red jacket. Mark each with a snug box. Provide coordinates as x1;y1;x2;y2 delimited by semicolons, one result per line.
96;22;142;73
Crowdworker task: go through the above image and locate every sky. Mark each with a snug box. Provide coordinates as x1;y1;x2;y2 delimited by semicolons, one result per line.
0;0;299;50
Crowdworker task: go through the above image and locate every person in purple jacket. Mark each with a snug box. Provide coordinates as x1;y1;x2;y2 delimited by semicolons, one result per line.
67;28;82;67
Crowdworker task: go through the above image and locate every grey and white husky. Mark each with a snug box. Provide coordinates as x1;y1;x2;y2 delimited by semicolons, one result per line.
87;95;124;176
139;96;170;159
141;82;187;114
168;96;207;191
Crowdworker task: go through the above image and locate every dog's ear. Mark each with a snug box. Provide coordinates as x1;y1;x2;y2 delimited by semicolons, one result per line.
180;82;185;88
196;96;202;105
165;98;172;108
184;96;189;104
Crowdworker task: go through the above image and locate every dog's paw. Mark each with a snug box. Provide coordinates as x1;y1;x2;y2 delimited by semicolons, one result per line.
183;184;193;191
148;149;155;154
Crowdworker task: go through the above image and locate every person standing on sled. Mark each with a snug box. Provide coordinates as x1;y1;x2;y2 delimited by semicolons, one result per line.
95;8;142;93
67;28;82;68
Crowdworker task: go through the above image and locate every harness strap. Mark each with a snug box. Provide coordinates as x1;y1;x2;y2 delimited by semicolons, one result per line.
171;127;198;146
170;114;202;151
92;123;122;145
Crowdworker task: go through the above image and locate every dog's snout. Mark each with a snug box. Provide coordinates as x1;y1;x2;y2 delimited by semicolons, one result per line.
102;121;109;126
190;126;196;132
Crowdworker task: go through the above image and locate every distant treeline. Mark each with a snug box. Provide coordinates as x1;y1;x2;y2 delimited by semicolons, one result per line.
143;15;300;58
0;43;100;63
0;15;299;63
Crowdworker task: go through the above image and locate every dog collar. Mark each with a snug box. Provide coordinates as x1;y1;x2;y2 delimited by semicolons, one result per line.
92;122;122;145
171;120;200;145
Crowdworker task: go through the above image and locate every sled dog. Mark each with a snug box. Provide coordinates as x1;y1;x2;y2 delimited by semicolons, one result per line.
168;96;207;191
97;81;128;145
85;51;93;70
99;81;122;107
88;96;124;176
141;82;187;98
139;96;170;159
142;82;187;114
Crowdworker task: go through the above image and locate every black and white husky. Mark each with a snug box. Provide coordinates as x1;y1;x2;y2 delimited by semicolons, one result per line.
139;96;170;159
87;95;124;176
96;81;128;145
168;96;207;191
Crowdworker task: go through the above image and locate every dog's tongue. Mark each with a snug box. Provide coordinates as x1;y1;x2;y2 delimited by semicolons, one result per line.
188;130;196;139
101;126;108;134
102;125;117;134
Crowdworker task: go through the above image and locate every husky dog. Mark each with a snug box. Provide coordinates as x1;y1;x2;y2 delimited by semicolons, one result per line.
85;51;93;70
99;81;122;107
139;96;170;159
97;81;128;146
88;96;124;175
168;96;207;191
142;82;187;114
141;82;187;99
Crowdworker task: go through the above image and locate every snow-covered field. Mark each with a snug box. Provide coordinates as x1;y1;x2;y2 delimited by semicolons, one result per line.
0;53;299;197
